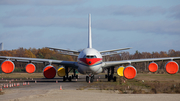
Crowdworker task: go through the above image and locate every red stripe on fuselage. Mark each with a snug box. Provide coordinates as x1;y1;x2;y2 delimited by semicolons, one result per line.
79;58;102;66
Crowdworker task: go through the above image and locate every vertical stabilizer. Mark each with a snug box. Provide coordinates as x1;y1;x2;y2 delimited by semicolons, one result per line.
88;14;92;48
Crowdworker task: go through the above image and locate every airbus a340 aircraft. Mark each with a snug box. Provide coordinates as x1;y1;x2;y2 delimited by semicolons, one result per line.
0;14;180;83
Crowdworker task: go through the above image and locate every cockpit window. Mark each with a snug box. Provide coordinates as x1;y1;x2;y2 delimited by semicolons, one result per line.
84;55;97;58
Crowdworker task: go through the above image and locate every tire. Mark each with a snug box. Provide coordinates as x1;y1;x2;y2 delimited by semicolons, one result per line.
86;76;89;83
90;77;94;83
63;76;66;82
108;76;111;81
72;75;74;79
105;75;107;78
113;76;116;82
68;76;72;82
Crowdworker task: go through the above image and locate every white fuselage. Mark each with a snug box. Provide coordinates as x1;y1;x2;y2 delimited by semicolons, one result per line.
77;48;103;75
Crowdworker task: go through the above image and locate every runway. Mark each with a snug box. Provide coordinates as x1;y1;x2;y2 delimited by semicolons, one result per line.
0;75;180;101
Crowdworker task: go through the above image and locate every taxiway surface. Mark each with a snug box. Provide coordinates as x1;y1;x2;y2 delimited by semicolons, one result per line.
0;75;180;101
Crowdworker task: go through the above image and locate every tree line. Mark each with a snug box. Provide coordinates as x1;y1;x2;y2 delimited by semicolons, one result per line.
0;47;180;73
0;47;74;72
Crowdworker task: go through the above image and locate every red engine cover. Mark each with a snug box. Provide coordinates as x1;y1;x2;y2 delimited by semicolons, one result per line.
25;63;36;73
123;66;137;79
148;62;158;72
165;61;179;74
1;60;15;73
43;65;56;79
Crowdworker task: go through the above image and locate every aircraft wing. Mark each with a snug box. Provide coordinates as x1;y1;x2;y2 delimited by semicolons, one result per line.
101;52;123;56
0;56;77;67
100;47;132;54
46;47;80;56
46;47;80;53
102;57;180;68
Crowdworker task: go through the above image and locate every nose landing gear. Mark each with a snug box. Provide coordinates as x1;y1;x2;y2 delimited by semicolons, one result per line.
86;74;94;83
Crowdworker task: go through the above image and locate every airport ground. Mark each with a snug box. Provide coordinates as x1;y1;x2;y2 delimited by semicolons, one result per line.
0;73;180;101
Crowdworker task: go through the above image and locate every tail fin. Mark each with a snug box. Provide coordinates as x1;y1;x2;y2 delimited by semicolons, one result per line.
88;14;92;48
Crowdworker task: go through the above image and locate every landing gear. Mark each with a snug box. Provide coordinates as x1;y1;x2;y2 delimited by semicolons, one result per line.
63;76;72;82
106;67;116;82
63;67;78;82
86;75;94;83
72;69;78;79
72;75;78;79
63;66;72;82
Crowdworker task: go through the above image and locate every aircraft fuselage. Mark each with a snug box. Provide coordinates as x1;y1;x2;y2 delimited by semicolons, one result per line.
77;48;103;75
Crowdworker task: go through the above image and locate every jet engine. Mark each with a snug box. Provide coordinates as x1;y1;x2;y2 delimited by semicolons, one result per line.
148;62;158;72
165;61;179;74
43;65;56;79
1;60;15;73
116;66;125;76
25;63;36;73
123;65;137;79
57;66;66;77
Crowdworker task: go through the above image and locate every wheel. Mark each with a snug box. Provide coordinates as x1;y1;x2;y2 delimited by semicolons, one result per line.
63;76;66;81
92;75;94;79
105;75;107;78
76;75;78;79
86;76;89;83
68;76;72;82
72;75;74;79
113;76;116;82
108;76;111;81
90;77;94;83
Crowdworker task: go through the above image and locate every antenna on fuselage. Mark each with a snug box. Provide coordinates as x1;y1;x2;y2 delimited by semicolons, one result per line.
88;14;92;48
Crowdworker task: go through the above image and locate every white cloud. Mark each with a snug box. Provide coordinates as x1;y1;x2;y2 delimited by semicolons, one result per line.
110;5;167;16
94;19;180;35
1;16;87;28
168;4;180;19
1;16;180;35
0;0;85;6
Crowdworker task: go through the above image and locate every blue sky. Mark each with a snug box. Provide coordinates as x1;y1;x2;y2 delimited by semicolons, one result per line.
0;0;180;54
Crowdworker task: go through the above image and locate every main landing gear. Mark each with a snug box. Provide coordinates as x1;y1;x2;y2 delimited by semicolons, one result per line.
72;69;78;79
63;67;78;82
86;74;94;83
105;67;116;82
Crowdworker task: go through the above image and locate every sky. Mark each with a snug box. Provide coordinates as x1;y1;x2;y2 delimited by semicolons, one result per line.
0;0;180;54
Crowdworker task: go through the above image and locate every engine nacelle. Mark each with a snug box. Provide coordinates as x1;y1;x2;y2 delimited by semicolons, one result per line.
117;66;125;76
165;61;179;74
57;66;66;77
43;65;56;79
123;65;137;79
148;62;158;72
1;60;15;73
25;63;36;73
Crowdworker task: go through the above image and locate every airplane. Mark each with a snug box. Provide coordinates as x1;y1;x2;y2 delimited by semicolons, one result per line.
0;14;180;83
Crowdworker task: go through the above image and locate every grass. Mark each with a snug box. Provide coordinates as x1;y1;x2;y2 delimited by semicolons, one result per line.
135;73;180;82
82;73;180;94
0;73;44;79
